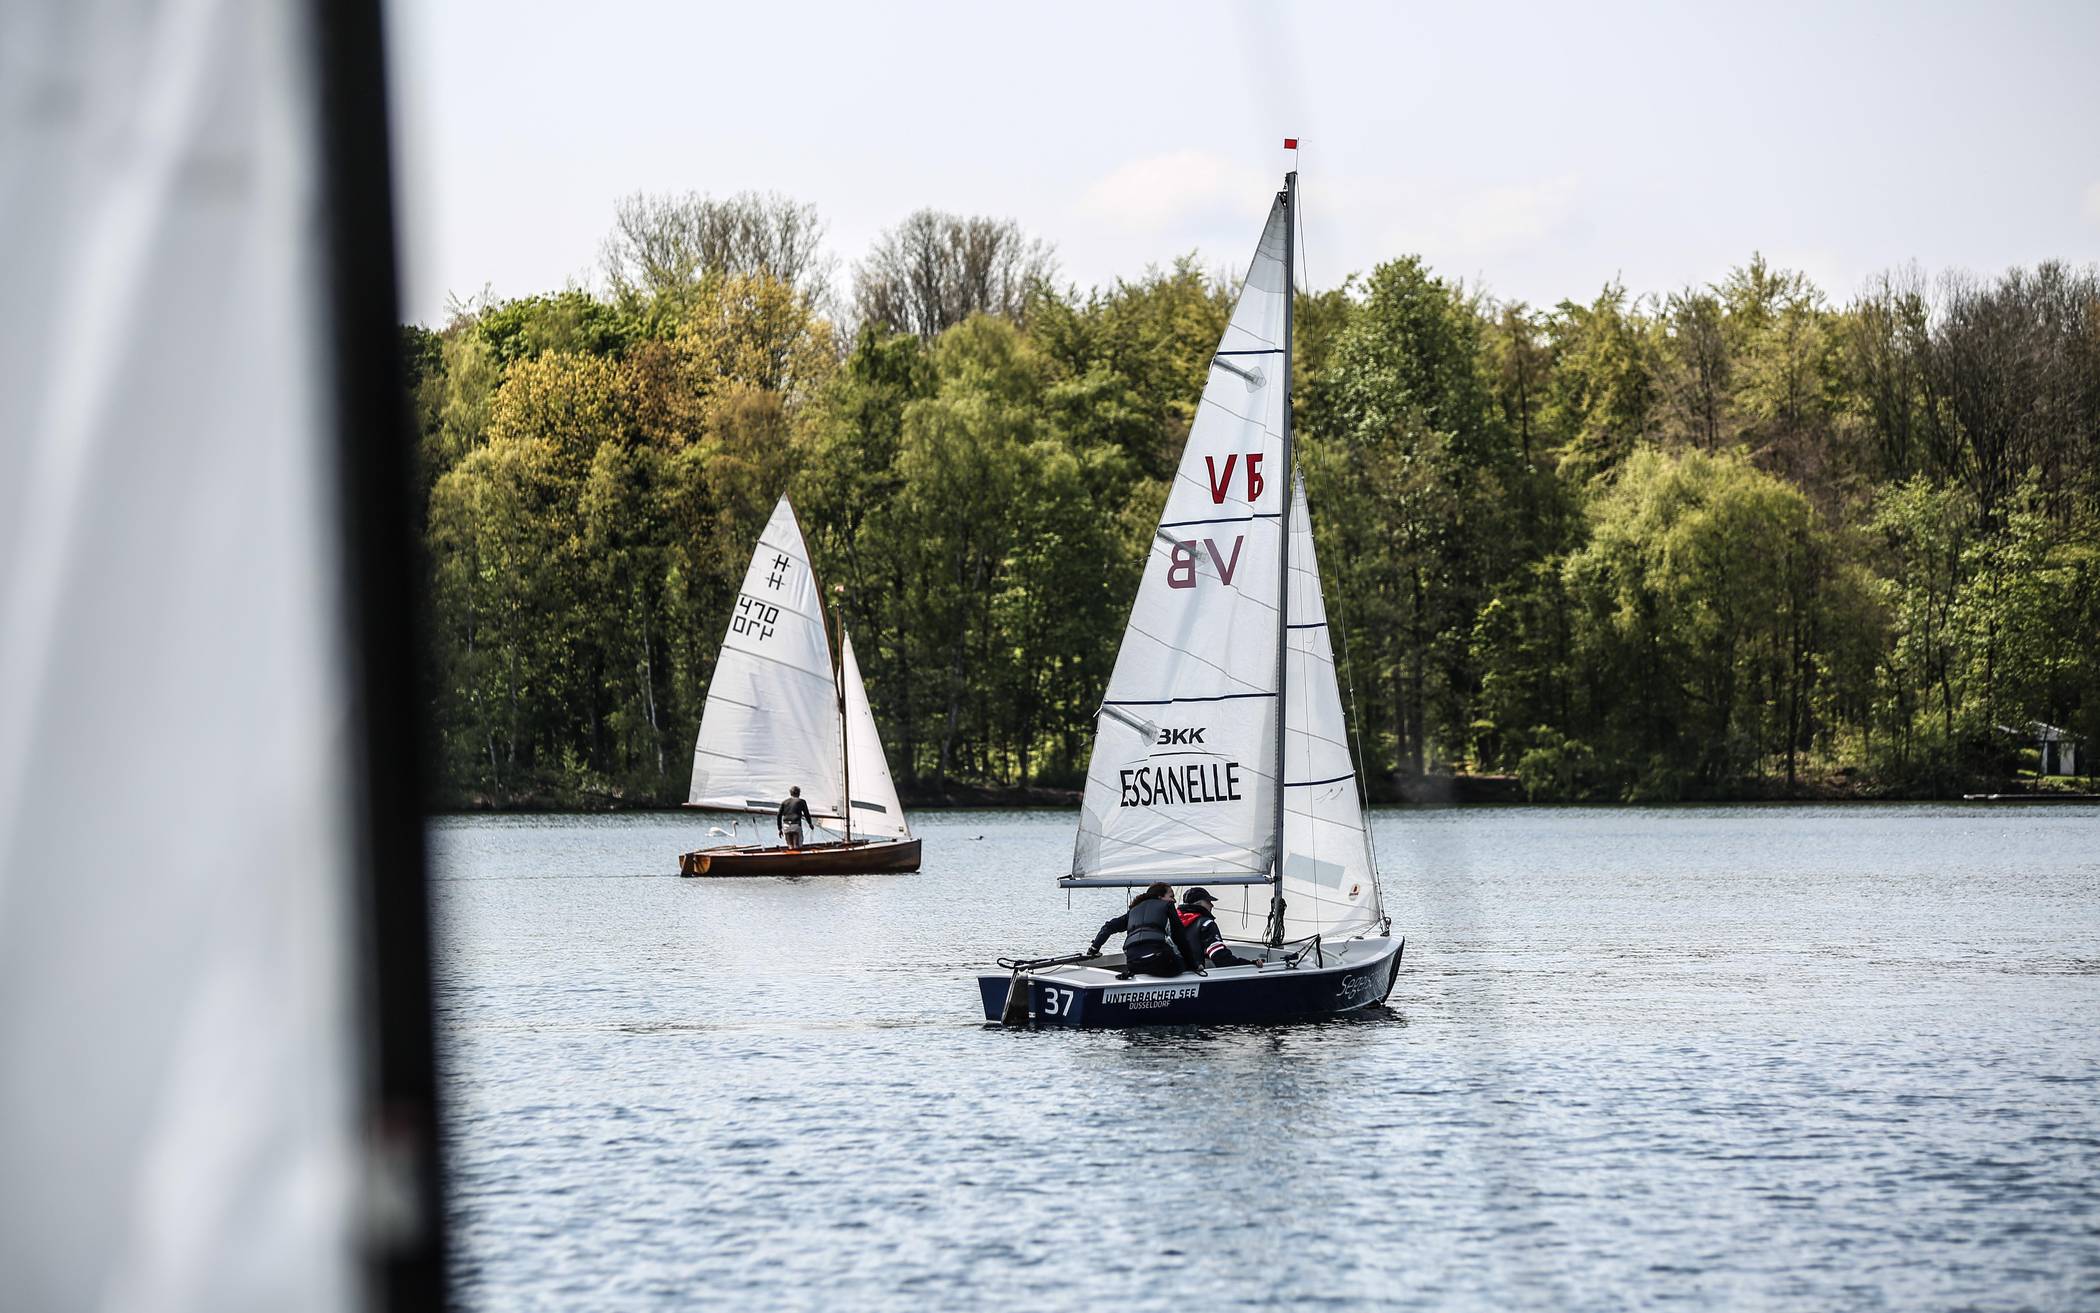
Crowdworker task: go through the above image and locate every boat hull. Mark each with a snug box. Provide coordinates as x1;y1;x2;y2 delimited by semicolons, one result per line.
977;936;1401;1028
678;837;921;877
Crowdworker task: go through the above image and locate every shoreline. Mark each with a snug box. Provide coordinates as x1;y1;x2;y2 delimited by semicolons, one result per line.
432;774;2098;815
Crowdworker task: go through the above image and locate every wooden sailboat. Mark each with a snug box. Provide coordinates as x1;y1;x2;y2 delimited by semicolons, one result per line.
979;164;1401;1024
679;497;921;876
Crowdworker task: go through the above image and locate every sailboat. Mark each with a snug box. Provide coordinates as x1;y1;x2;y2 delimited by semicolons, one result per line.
978;166;1401;1025
679;497;921;876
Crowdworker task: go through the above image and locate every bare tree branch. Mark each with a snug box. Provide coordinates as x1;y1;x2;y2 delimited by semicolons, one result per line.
853;210;1057;340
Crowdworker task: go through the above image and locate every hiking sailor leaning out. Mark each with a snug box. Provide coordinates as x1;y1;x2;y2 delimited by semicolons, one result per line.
1086;882;1199;979
777;786;812;850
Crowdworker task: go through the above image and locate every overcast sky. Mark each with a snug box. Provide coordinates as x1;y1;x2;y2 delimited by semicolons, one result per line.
386;0;2100;327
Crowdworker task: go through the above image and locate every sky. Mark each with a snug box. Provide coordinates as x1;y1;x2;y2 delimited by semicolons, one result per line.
386;0;2100;327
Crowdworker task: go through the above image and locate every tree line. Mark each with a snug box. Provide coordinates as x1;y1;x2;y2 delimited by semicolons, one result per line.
408;191;2100;806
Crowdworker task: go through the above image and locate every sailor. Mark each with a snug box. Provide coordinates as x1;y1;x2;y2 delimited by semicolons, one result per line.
1085;881;1197;978
777;786;811;850
1177;887;1253;969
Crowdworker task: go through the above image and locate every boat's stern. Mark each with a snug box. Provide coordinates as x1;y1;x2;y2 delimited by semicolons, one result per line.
978;960;1121;1026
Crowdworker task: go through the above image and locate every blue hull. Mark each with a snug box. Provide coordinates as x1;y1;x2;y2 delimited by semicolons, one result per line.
977;938;1402;1028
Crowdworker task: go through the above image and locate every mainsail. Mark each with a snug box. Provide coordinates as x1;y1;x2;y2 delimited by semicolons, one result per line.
687;497;847;820
1068;175;1387;945
841;631;911;840
1069;195;1292;887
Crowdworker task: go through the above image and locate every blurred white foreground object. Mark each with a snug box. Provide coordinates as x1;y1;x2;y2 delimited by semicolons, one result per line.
0;0;442;1309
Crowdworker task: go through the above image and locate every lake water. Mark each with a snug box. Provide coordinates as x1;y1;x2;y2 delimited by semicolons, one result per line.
431;804;2100;1311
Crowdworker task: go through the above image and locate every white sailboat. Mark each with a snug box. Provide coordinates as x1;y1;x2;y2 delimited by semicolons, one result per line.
979;164;1401;1024
679;496;920;875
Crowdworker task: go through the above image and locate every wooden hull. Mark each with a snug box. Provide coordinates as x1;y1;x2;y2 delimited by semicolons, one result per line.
978;936;1402;1028
678;837;921;877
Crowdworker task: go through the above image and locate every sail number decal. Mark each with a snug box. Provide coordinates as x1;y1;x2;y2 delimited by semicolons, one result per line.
732;596;780;641
1167;536;1243;589
1039;986;1076;1017
1167;453;1266;590
1120;758;1242;807
1204;453;1265;505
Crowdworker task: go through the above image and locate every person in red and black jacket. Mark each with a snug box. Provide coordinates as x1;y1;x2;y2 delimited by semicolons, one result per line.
1177;887;1254;969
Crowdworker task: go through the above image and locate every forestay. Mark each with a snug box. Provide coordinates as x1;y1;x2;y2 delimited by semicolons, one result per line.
1210;477;1384;942
841;630;911;839
687;497;846;820
1070;195;1292;886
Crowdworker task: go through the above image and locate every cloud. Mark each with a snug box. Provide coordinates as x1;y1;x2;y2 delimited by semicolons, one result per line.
1364;174;1584;262
1079;151;1273;234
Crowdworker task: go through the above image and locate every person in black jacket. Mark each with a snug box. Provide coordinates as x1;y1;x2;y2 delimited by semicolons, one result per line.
1085;882;1196;978
1176;887;1253;969
777;787;812;849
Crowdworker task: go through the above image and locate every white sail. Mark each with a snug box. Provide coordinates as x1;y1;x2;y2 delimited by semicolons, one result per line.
687;497;846;819
3;0;393;1304
1211;476;1384;941
841;630;911;839
1070;194;1292;885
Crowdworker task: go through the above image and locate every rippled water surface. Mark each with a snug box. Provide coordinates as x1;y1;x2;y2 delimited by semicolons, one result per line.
432;804;2100;1311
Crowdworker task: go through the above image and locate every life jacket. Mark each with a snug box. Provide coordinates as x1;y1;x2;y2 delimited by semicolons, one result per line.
1179;906;1231;962
1123;896;1176;950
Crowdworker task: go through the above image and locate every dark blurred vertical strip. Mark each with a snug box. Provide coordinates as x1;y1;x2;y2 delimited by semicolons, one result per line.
309;0;447;1308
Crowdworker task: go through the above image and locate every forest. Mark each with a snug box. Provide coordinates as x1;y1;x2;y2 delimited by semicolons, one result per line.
407;192;2100;806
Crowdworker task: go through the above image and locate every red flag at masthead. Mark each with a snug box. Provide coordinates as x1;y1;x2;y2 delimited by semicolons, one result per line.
1284;137;1298;149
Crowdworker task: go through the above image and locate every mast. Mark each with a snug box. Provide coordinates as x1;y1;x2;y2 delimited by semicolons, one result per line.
834;592;852;845
1268;167;1296;947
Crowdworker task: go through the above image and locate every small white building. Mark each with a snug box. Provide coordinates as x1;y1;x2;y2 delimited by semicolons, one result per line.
2032;723;2082;776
